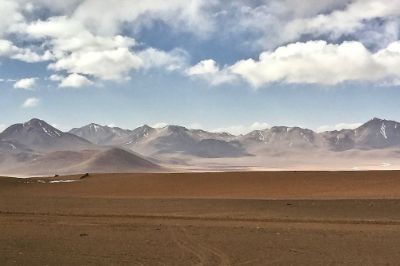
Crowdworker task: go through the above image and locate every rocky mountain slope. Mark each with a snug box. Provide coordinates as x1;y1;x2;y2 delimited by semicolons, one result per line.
70;123;133;145
0;118;92;151
2;117;400;175
69;118;400;157
71;124;246;158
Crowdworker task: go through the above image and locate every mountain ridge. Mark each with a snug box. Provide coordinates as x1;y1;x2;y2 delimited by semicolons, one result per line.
67;117;400;154
0;118;92;152
1;117;400;175
2;117;400;157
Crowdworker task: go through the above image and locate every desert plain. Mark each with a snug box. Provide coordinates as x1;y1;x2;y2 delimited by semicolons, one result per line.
1;171;400;265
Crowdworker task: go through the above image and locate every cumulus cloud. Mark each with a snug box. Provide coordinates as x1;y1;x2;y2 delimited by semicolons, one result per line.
186;59;236;85
187;59;219;75
0;0;23;37
9;0;398;53
22;97;40;108
316;122;363;132
49;47;143;81
137;48;188;71
21;15;188;81
0;39;52;63
1;0;400;88
69;0;215;36
49;74;63;81
59;73;93;88
230;41;382;86
223;0;400;50
191;40;400;87
13;77;37;90
282;0;400;43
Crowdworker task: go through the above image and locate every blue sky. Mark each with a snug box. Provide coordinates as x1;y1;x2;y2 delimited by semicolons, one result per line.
1;0;400;134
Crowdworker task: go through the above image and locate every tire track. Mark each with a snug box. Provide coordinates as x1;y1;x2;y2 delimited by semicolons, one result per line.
2;210;400;226
169;226;210;265
169;226;231;266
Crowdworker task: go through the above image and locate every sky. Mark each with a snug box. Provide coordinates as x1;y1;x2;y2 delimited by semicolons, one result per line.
1;0;400;135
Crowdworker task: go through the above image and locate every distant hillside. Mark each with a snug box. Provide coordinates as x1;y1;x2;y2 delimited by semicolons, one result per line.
2;148;162;176
2;117;400;175
0;118;92;151
71;124;246;158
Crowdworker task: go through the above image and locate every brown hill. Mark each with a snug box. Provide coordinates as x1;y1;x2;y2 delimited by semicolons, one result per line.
73;148;162;173
3;148;162;176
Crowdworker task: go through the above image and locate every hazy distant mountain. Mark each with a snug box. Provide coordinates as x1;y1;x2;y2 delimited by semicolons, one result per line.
189;129;236;141
70;123;245;158
354;118;400;149
194;139;247;157
123;125;247;158
69;118;400;158
2;147;162;176
320;129;355;151
70;123;132;145
0;139;31;153
123;125;156;145
3;117;400;176
241;126;322;154
321;118;400;151
240;118;400;152
2;117;400;175
0;118;92;151
11;117;400;156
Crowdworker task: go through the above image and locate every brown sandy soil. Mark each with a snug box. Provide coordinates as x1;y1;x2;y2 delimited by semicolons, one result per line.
2;171;400;265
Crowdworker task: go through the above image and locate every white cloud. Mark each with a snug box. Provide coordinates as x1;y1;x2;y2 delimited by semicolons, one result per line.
187;59;219;75
33;24;145;81
23;16;189;81
49;74;63;81
137;48;188;71
69;0;215;36
0;0;23;37
152;122;168;128
316;122;362;132
230;41;381;86
13;77;37;90
59;73;93;88
282;0;400;43
187;123;203;129
212;122;270;135
380;78;400;87
0;39;20;56
0;39;52;63
249;122;270;130
186;59;236;85
22;97;40;108
1;0;400;88
49;47;143;81
224;0;400;50
192;40;400;87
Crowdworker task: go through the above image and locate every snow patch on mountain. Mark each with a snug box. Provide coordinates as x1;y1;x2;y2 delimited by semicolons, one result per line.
380;123;388;139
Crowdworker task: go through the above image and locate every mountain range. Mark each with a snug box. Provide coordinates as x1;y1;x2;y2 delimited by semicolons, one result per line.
1;117;400;175
70;117;400;154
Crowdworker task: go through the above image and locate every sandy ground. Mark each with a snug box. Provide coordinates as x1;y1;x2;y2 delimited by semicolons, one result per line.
2;171;400;265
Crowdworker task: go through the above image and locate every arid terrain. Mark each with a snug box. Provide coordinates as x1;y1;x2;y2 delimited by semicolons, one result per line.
4;118;400;176
2;171;400;265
